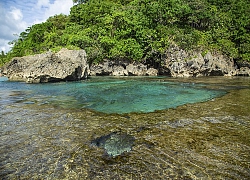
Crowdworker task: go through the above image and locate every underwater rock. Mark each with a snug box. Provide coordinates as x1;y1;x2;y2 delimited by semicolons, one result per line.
91;132;135;157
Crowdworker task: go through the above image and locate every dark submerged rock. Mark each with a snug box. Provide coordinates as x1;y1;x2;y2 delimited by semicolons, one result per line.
91;132;135;157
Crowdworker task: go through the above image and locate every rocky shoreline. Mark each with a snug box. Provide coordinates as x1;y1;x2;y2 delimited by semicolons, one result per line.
90;45;250;77
1;48;89;83
1;47;249;83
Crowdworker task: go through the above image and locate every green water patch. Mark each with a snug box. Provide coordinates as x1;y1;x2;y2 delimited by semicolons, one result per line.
0;77;227;114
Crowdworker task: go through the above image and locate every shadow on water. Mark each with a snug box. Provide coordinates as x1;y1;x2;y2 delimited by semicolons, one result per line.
0;76;249;179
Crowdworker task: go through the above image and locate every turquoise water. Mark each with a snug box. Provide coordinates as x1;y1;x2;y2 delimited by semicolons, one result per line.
0;76;225;113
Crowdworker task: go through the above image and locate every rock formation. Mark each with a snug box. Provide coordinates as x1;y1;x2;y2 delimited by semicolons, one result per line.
90;60;158;76
90;46;250;77
160;45;242;77
1;47;249;83
236;61;250;76
1;48;89;83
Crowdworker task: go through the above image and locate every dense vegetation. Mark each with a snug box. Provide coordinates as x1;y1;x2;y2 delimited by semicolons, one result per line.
1;0;249;67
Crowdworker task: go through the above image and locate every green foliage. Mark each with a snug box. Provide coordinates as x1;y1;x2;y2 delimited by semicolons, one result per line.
3;0;249;67
201;49;209;57
72;0;89;4
0;51;7;67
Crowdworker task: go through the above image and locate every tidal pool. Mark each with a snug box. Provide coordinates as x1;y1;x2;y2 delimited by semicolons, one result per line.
0;76;226;113
0;76;249;179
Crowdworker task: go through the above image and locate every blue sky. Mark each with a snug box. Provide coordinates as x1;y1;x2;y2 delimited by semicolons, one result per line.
0;0;73;53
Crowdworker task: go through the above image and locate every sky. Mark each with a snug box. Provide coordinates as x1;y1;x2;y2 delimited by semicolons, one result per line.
0;0;74;53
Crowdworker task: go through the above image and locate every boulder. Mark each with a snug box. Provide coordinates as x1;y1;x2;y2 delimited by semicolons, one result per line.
237;67;250;76
1;48;89;83
89;60;114;76
236;61;250;76
112;65;128;76
126;63;147;76
3;46;249;80
146;68;158;76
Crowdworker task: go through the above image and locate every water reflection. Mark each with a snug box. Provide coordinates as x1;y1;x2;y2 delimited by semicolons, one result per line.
0;77;249;179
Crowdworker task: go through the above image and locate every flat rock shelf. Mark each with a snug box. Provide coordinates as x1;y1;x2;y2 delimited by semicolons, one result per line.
0;76;249;179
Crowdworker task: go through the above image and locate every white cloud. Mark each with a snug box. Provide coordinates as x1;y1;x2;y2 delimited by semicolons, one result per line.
0;40;10;53
33;0;73;24
45;0;73;18
9;7;23;21
36;0;50;8
0;0;73;53
0;5;28;52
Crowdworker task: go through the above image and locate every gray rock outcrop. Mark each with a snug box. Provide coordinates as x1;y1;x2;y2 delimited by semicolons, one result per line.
161;45;240;77
1;48;89;83
2;47;249;82
90;60;159;76
236;61;250;76
89;45;250;77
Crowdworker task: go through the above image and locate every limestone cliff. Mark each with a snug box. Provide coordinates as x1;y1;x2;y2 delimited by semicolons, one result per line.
1;48;89;83
1;47;249;83
90;45;250;77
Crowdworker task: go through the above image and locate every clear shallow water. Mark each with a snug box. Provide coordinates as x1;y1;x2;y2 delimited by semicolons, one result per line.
0;77;225;113
0;76;250;179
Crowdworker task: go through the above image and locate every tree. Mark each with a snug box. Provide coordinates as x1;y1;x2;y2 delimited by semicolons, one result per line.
3;0;249;66
72;0;88;5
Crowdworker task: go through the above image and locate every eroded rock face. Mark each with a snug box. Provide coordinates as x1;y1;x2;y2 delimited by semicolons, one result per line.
89;45;250;77
236;61;250;76
2;47;249;81
90;60;159;76
161;45;241;77
1;48;89;83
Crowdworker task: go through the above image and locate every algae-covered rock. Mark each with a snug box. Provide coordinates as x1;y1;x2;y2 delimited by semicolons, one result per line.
91;132;135;157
